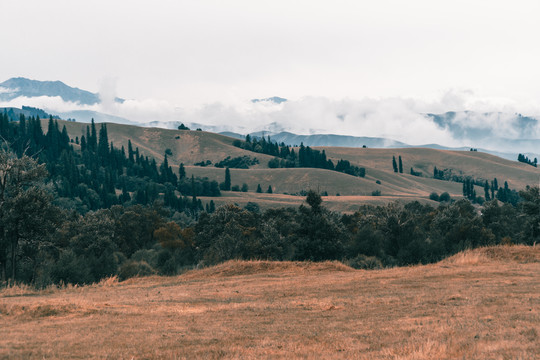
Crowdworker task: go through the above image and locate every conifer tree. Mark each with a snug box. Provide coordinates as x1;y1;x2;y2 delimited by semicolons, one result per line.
90;119;97;152
128;140;134;163
484;181;490;201
392;156;398;173
398;156;403;173
98;124;109;162
179;163;186;180
220;167;231;191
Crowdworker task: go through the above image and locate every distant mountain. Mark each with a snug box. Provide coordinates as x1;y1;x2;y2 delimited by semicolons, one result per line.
251;96;287;104
249;131;407;148
0;77;124;105
56;110;136;125
426;111;539;140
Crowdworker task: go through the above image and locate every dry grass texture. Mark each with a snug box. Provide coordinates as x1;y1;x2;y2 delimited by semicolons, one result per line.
1;246;539;359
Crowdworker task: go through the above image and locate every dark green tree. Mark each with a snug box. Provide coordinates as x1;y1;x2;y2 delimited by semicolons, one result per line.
179;163;186;180
220;167;231;191
392;156;398;173
306;190;322;213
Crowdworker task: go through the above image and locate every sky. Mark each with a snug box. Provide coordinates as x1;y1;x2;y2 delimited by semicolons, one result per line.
1;0;540;146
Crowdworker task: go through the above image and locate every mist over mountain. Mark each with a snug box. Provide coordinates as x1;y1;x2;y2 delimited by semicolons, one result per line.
1;77;539;161
251;97;287;104
0;77;124;105
427;111;540;141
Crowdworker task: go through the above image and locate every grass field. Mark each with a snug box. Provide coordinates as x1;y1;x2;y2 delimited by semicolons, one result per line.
1;245;538;359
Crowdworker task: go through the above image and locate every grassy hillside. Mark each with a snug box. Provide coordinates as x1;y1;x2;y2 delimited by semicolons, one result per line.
54;120;275;167
1;245;538;359
323;147;539;191
53;119;539;209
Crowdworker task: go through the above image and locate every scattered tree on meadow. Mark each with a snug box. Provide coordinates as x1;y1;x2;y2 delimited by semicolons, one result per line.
220;167;231;191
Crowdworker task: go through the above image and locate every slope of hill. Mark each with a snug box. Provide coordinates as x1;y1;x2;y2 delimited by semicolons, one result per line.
1;245;538;359
53;119;538;209
322;147;539;191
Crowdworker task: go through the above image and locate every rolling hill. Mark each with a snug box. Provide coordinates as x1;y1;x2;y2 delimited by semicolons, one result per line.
51;119;540;212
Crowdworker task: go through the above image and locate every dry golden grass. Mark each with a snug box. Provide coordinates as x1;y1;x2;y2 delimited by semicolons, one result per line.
1;246;539;359
199;192;440;213
322;146;540;191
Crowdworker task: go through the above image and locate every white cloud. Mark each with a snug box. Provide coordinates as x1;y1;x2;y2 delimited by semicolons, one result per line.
2;89;540;154
0;86;16;94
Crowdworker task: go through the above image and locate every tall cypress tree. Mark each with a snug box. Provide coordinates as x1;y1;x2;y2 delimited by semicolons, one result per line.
90;119;97;152
128;140;134;163
160;154;170;183
398;156;403;173
392;156;398;173
221;167;231;191
179;163;186;180
80;135;87;152
98;123;109;160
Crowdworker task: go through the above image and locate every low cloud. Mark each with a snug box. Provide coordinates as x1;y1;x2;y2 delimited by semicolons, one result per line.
2;90;539;154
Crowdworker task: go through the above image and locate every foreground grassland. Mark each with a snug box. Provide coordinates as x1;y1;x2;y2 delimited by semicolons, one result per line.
1;246;539;359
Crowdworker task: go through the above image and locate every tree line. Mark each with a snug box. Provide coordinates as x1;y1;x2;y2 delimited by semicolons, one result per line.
518;153;537;167
1;113;539;287
233;135;366;177
1;147;538;286
0;112;221;215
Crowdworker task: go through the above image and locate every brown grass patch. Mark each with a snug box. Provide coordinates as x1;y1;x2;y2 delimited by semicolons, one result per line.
443;245;540;266
183;259;355;279
1;246;539;359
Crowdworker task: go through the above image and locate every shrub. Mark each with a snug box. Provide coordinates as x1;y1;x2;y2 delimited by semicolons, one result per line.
372;190;381;196
244;202;260;213
346;254;383;270
118;260;156;281
429;192;440;201
156;250;177;275
131;249;159;269
439;192;451;202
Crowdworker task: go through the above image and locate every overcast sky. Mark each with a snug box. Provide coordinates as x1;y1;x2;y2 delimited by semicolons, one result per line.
1;1;540;148
2;0;540;107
